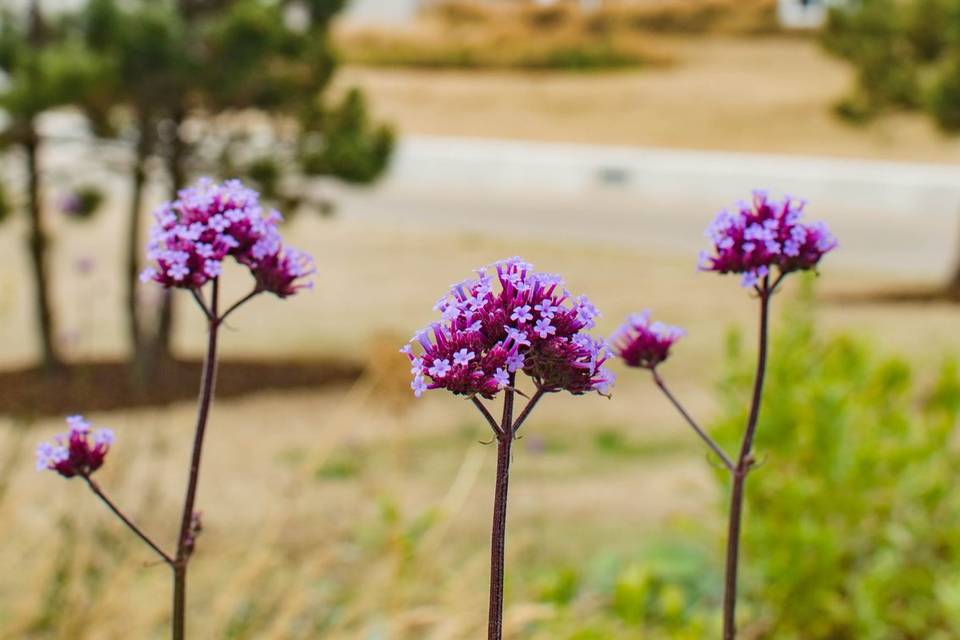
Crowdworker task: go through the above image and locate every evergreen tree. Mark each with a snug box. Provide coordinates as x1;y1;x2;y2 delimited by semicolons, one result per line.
823;0;960;292
71;0;393;373
0;0;103;369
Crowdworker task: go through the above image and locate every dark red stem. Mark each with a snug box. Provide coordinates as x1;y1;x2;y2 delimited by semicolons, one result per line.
85;477;173;565
652;371;734;471
487;373;516;640
722;279;772;640
510;388;545;436
172;278;221;640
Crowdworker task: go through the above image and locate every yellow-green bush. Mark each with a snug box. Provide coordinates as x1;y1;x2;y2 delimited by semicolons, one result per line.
712;298;960;638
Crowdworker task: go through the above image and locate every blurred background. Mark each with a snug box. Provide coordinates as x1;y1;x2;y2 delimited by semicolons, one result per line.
3;0;960;637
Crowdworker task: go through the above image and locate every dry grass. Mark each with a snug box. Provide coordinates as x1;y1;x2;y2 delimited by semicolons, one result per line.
337;37;960;163
5;60;960;629
582;0;780;36
4;206;960;635
0;345;714;638
337;26;661;71
336;0;780;71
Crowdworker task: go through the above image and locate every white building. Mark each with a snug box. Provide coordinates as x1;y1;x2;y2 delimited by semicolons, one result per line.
777;0;830;29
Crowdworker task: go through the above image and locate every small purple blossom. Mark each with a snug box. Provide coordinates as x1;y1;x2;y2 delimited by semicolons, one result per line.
506;327;531;348
534;301;556;319
75;256;96;275
429;358;452;378
60;192;84;217
511;305;533;324
453;348;476;367
700;191;837;287
506;352;525;373
141;178;314;296
412;376;428;398
534;318;555;339
36;415;114;478
402;257;614;398
253;246;316;298
609;310;685;370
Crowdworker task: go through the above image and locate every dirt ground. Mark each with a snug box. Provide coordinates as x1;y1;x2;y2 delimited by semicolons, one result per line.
338;37;960;163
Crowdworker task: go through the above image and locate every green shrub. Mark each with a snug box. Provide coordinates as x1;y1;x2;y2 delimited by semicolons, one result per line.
712;295;960;638
0;180;8;223
823;0;960;131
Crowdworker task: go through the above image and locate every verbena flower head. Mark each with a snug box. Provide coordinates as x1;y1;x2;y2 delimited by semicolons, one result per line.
36;415;114;479
402;257;615;399
610;311;685;370
141;178;315;297
699;190;837;287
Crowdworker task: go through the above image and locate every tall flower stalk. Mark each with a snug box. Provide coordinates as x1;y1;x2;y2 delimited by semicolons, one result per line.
610;191;836;639
403;257;614;640
36;179;314;639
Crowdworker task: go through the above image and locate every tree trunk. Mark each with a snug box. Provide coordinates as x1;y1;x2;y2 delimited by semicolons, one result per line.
24;125;61;370
948;209;960;297
154;111;186;360
142;111;185;376
127;111;153;365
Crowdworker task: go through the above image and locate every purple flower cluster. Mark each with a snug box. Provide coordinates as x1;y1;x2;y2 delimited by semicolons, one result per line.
609;311;685;370
402;257;615;399
141;178;314;297
699;190;837;287
36;416;114;479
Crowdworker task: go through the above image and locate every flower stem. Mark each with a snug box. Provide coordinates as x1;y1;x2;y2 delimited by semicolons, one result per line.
172;278;221;640
722;280;772;640
472;396;503;437
487;380;515;640
84;477;173;565
652;371;734;471
218;287;260;325
511;388;545;437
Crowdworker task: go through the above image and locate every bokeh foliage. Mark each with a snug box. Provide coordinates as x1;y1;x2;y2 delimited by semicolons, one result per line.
712;288;960;638
823;0;960;130
6;290;960;637
0;0;393;369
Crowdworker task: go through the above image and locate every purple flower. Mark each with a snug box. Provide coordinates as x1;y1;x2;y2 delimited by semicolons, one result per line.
411;376;428;398
700;191;837;287
453;348;476;366
75;257;96;275
506;352;525;373
511;305;533;324
252;246;316;298
36;415;114;478
534;301;556;319
60;192;84;217
429;358;452;378
141;178;314;296
506;327;531;348
609;311;685;370
402;257;614;398
534;318;555;339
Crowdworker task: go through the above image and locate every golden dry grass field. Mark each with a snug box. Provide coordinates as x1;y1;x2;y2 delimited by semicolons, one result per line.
337;36;960;163
4;31;960;639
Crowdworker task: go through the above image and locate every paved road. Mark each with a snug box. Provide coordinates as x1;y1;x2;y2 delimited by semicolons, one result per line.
29;117;960;280
342;0;421;25
331;136;960;280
